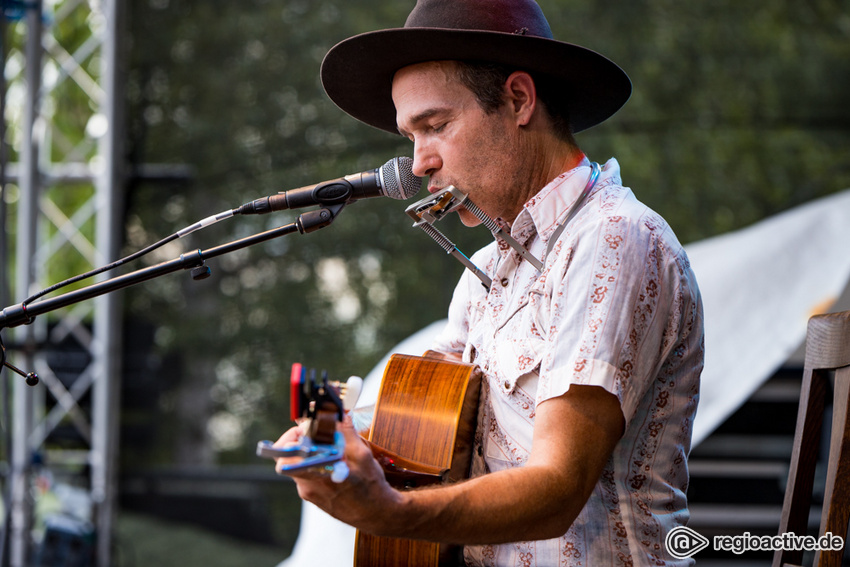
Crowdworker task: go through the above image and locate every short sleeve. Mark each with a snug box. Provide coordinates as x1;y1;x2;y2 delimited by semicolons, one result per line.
537;203;695;426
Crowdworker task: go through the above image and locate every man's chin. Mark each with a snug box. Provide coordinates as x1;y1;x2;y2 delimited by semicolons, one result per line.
458;208;483;228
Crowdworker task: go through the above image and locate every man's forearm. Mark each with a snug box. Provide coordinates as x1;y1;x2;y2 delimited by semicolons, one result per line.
370;386;623;544
384;462;586;544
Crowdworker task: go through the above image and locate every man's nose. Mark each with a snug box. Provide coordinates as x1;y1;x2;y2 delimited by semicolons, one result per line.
412;141;441;179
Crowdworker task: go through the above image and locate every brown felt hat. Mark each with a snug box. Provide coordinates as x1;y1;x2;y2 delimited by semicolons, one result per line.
320;0;631;135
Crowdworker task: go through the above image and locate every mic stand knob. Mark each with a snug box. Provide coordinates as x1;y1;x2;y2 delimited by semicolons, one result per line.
2;359;39;387
191;266;212;280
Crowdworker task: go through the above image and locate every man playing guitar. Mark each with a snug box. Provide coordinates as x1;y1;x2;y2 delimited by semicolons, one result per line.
273;1;704;565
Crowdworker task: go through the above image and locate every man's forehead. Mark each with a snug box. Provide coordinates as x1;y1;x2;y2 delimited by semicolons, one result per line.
391;61;475;114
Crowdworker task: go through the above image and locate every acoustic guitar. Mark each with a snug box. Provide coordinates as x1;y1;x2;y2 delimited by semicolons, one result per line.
258;352;481;567
354;353;481;567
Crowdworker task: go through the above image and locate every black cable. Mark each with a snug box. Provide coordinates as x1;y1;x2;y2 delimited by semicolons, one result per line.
21;232;180;306
21;208;235;308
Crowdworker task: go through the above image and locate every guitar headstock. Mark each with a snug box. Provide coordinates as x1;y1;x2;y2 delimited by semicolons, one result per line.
257;363;363;483
290;363;363;443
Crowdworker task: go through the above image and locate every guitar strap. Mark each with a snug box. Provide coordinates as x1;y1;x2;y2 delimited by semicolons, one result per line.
540;161;601;267
491;160;601;274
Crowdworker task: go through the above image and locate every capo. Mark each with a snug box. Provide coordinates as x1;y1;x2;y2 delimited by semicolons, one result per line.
258;363;363;483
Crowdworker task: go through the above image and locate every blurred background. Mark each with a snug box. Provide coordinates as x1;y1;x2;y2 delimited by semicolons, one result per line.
1;0;849;565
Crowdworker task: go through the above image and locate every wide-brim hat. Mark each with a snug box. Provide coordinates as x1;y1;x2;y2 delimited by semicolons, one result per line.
321;0;632;135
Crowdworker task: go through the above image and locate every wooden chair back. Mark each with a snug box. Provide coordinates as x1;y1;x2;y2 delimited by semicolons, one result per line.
774;310;850;567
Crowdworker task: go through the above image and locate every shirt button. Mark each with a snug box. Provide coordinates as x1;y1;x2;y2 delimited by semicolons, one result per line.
503;380;510;390
500;278;510;287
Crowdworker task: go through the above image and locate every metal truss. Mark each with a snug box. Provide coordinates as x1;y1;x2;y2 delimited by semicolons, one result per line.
2;0;124;565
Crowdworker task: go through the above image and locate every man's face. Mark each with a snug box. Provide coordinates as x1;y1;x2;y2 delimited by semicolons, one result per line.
392;61;525;226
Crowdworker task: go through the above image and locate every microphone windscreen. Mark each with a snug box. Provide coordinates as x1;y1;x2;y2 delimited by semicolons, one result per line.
381;156;422;200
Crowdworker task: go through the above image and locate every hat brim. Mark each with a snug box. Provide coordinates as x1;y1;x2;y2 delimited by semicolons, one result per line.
321;28;632;135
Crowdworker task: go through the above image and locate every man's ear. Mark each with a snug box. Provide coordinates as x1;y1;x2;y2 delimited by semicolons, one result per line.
504;71;537;127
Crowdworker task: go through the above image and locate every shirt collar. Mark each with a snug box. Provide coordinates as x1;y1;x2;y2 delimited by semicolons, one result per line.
496;158;622;261
511;156;592;242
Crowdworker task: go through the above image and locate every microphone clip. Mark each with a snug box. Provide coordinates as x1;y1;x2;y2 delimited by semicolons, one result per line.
296;203;345;234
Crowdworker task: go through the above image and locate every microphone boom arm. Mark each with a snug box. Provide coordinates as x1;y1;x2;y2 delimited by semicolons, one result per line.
0;203;346;331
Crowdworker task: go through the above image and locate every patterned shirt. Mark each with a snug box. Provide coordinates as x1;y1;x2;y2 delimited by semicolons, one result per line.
431;158;704;567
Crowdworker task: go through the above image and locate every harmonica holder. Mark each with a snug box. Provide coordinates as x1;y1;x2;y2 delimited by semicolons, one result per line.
405;187;544;291
404;163;601;292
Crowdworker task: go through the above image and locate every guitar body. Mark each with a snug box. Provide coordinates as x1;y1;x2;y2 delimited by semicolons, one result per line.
354;353;481;567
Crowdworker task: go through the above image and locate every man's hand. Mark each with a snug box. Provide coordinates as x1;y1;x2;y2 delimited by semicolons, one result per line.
273;417;404;534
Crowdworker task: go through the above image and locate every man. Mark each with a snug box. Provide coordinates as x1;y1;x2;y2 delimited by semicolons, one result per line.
275;0;704;565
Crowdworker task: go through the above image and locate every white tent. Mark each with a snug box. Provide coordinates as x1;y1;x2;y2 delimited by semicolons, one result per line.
278;189;850;567
687;189;850;444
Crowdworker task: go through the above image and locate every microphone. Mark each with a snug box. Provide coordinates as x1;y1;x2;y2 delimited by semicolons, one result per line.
236;157;421;215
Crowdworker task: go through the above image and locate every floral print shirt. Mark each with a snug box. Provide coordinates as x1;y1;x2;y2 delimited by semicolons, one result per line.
432;158;704;566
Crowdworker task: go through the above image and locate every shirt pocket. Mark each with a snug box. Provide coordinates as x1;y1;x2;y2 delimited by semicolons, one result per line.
492;305;546;395
481;422;530;472
483;452;517;474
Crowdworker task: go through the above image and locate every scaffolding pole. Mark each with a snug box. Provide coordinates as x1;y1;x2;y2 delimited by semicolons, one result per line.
2;0;125;564
10;4;43;563
91;1;124;564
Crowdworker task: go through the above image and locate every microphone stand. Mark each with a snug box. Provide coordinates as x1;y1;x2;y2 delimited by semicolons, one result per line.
0;201;344;354
0;198;345;567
